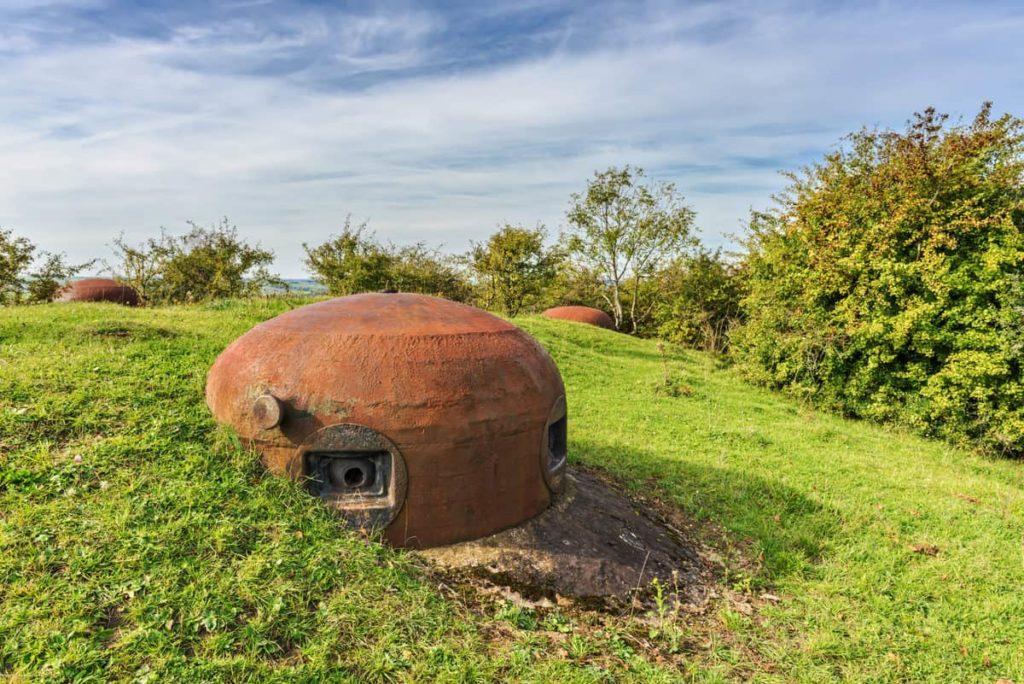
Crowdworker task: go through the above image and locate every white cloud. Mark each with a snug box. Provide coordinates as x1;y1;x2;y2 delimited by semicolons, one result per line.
0;1;1022;275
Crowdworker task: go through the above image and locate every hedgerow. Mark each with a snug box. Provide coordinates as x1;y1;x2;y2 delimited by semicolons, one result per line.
734;104;1024;455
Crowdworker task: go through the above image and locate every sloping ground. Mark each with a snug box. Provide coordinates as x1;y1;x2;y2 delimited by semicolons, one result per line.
1;299;1023;681
521;316;1024;681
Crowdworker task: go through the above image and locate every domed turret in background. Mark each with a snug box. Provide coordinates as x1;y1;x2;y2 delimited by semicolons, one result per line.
542;305;615;330
57;278;140;306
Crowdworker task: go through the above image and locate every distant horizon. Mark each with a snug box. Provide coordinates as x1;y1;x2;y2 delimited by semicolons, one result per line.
3;0;1023;277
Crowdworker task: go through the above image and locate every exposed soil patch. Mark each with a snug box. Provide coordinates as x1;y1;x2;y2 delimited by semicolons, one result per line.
421;468;715;610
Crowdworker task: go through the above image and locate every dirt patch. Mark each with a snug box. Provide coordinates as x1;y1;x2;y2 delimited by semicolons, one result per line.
421;468;714;610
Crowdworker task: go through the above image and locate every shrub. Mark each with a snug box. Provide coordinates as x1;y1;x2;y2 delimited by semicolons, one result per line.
304;217;470;301
0;228;35;304
389;243;471;302
654;249;745;353
25;253;95;303
733;104;1024;455
110;219;281;304
466;224;560;316
537;263;608;314
0;228;92;304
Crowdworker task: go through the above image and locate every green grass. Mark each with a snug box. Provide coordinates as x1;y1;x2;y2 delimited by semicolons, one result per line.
2;299;1023;682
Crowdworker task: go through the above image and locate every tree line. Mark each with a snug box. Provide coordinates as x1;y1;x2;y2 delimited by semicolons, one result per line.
0;165;743;352
298;166;735;346
3;103;1021;455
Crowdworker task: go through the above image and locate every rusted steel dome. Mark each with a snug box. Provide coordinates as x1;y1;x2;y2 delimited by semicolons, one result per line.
542;305;615;330
206;293;567;549
57;278;140;306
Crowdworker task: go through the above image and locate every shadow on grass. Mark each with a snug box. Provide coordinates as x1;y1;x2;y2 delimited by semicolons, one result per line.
80;321;181;341
572;438;841;583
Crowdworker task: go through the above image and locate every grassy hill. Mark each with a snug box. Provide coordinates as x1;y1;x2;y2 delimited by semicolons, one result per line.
1;299;1022;682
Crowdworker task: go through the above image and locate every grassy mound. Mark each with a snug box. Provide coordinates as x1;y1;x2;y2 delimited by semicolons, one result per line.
2;300;1022;681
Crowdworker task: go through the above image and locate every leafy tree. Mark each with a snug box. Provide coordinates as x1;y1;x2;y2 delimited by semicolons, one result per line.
537;263;608;313
304;217;470;301
0;229;36;304
110;218;280;304
108;232;166;303
614;273;665;336
467;224;561;315
734;104;1024;455
564;166;697;332
653;248;745;352
0;228;91;304
304;218;393;295
388;243;471;302
26;253;95;303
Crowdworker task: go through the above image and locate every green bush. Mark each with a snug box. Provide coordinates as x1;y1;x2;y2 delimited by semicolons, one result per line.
733;104;1024;455
654;249;744;352
110;219;281;304
0;228;91;304
536;263;609;316
304;217;470;301
466;223;560;316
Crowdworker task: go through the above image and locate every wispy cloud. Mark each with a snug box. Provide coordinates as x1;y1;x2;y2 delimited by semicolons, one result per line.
1;0;1022;275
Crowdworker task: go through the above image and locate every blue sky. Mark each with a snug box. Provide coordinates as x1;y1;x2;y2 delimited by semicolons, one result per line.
2;1;1023;276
